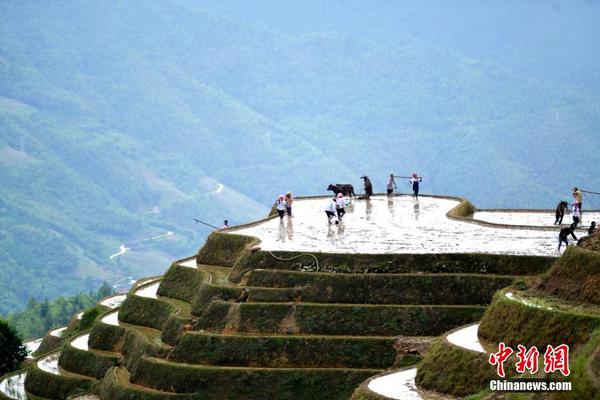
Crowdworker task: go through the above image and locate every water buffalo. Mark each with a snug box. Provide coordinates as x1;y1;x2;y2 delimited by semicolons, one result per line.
327;184;356;198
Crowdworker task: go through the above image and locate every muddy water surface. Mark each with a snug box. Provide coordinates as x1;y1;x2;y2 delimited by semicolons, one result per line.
231;196;558;256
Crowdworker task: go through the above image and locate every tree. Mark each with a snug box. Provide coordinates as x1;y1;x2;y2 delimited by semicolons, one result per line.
0;319;27;375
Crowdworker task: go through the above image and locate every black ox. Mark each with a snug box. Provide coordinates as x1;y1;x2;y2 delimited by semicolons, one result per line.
327;184;356;198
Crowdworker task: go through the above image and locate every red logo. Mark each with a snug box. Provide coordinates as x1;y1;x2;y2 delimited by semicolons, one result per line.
544;344;570;376
515;345;539;374
488;343;570;377
489;342;514;378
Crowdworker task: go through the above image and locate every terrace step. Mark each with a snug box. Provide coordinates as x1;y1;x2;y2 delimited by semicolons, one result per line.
478;289;600;349
352;367;457;400
98;367;194;400
194;301;485;336
415;324;494;397
25;352;95;400
59;333;120;380
89;309;171;356
168;331;400;368
241;269;515;305
130;356;380;400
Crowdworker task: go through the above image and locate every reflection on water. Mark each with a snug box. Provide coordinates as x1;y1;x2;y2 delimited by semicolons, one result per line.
231;195;558;256
135;282;160;299
72;334;90;351
365;199;373;221
276;219;294;242
368;368;422;400
286;219;293;240
100;294;126;309
446;324;484;353
413;201;420;221
101;311;120;326
0;372;27;400
38;353;60;375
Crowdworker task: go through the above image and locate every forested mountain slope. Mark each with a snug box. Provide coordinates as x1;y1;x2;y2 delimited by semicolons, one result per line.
1;1;599;314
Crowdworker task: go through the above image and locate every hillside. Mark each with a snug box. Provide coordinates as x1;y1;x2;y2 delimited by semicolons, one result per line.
1;1;600;314
4;195;598;399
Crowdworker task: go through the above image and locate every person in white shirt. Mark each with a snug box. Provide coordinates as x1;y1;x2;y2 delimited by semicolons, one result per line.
325;197;337;224
410;172;422;200
387;174;397;197
572;203;581;227
336;193;346;221
276;195;287;220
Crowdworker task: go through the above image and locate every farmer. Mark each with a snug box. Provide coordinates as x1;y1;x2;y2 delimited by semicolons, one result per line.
554;201;568;225
336;193;346;222
410;172;422;200
361;176;373;199
572;202;581;227
325;197;338;224
222;220;230;229
275;195;287;220
387;174;397;197
285;192;294;217
558;223;578;251
589;221;597;236
573;187;583;220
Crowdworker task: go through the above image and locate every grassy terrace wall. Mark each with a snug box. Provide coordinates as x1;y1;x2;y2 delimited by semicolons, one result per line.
196;232;257;267
195;301;485;336
230;250;553;281
168;332;396;368
119;294;177;331
157;263;209;303
190;282;295;316
24;355;94;400
479;290;600;349
538;246;600;305
243;270;514;305
59;334;119;379
88;314;126;352
99;367;195;400
416;336;495;397
131;357;380;400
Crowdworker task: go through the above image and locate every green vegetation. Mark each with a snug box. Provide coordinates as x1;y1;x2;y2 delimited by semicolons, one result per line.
0;319;27;376
232;248;554;279
59;335;120;379
169;332;396;368
132;356;380;400
416;337;496;397
5;283;113;339
538;246;600;305
478;289;600;349
197;232;257;268
1;1;599;319
157;264;209;303
119;294;177;331
24;355;94;400
243;269;515;305
195;301;485;336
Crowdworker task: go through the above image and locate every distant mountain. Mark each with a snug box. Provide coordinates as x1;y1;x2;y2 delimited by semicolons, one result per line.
1;1;599;314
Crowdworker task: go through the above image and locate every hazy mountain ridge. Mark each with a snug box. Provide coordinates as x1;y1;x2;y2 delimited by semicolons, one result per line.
1;1;599;314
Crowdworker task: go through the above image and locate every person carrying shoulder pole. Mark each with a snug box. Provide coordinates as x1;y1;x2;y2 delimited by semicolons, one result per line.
572;202;581;227
387;173;397;197
573;187;583;221
410;172;422;200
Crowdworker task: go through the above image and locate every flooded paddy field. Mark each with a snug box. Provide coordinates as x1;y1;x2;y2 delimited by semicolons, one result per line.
230;196;561;256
